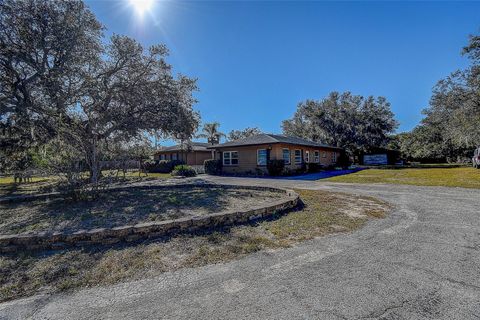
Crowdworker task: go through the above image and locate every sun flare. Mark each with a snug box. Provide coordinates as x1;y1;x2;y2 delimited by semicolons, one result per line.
129;0;154;16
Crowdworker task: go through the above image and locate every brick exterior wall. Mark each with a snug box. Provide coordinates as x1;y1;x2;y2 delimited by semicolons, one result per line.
215;143;340;174
154;151;213;166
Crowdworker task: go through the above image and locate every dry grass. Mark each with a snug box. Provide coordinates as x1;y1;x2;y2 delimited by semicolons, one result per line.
0;189;390;302
0;177;59;197
326;167;480;189
0;171;171;197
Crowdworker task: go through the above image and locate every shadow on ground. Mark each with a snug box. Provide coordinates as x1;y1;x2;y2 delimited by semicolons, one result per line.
213;169;364;182
276;169;364;181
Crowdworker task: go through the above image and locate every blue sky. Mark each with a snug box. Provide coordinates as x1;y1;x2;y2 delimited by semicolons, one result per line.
87;0;479;143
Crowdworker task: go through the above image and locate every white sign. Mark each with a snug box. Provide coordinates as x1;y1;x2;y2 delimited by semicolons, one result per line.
363;154;388;165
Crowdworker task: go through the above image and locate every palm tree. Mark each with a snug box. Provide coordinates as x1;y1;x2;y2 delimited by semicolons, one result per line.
196;122;225;145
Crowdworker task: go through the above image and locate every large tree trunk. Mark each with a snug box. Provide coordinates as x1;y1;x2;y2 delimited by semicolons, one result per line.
88;137;100;184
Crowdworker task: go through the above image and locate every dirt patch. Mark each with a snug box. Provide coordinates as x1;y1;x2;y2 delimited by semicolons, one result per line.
339;196;389;219
0;186;284;235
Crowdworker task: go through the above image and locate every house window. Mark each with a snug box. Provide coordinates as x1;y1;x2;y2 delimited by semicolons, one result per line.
305;151;310;163
282;149;291;165
333;152;337;163
232;152;238;164
172;153;177;160
294;150;302;164
160;154;165;160
322;151;327;158
314;151;320;163
223;151;238;166
257;149;267;166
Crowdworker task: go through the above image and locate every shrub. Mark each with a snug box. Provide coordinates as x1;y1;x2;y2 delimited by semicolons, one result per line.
306;163;321;173
255;168;266;176
283;167;294;176
143;160;155;170
145;160;183;173
267;159;285;176
336;152;350;169
57;171;113;202
171;165;197;177
296;162;307;174
204;159;222;175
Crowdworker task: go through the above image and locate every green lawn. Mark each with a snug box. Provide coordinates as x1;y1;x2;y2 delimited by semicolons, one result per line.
325;167;480;189
0;176;52;184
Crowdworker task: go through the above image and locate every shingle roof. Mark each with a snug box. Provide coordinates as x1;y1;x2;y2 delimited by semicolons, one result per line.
207;134;342;150
155;142;211;153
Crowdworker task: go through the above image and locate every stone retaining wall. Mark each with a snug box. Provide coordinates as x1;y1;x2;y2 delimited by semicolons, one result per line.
0;184;299;253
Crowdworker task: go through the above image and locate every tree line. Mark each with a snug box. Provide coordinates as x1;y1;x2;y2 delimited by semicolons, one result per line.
281;31;480;163
391;33;480;162
203;32;480;163
282;92;398;155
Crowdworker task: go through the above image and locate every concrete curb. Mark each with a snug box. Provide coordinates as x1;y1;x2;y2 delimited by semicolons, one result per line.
0;184;299;253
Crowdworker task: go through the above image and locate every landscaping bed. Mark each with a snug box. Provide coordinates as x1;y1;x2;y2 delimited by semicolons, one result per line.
0;186;286;235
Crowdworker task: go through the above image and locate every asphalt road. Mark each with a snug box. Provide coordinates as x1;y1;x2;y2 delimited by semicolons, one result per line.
2;177;480;320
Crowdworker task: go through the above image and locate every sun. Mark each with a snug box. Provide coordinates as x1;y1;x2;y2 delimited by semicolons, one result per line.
129;0;154;16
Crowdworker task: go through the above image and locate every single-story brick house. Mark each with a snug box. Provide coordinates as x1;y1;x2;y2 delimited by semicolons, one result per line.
208;134;342;175
154;142;213;166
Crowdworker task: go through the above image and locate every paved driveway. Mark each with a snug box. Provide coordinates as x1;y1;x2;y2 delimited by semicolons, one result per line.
2;177;480;320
